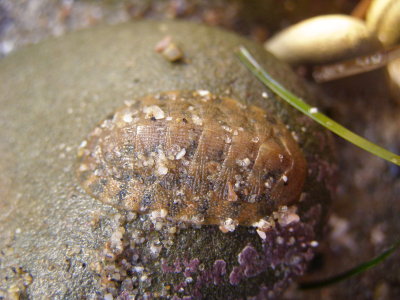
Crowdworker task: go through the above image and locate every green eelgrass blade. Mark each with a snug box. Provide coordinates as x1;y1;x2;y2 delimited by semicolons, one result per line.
236;46;400;166
236;46;400;287
298;240;400;289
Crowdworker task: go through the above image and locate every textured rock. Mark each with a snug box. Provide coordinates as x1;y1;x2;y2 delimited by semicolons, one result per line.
0;21;334;299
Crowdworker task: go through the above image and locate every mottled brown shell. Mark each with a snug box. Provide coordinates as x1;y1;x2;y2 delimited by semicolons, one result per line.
77;91;306;227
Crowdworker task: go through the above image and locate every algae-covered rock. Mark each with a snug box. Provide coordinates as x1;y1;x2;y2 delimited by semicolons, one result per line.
0;21;335;299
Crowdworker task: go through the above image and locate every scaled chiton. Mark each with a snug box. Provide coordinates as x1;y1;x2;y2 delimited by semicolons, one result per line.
77;90;307;232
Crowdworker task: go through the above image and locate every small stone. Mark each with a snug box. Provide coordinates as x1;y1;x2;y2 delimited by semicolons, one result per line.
104;293;113;300
219;218;238;233
185;277;193;283
143;105;165;120
122;113;133;123
151;209;168;219
168;226;177;234
227;182;238;202
126;212;137;222
251;137;259;143
236;158;251;167
257;230;267;239
155;36;183;62
252;218;274;232
276;236;284;244
285;213;300;224
175;148;186;160
191;115;203;126
156;165;168;176
197;90;210;97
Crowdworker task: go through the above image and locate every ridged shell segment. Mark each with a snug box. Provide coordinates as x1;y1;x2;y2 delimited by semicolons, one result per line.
77;90;306;226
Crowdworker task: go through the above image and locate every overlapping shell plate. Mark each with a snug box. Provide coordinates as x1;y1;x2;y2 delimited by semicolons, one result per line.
77;90;306;228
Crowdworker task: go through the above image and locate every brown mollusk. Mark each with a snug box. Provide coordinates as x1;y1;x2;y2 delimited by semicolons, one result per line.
77;90;306;228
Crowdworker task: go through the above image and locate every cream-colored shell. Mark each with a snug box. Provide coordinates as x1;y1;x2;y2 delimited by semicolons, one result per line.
265;14;381;65
366;0;400;46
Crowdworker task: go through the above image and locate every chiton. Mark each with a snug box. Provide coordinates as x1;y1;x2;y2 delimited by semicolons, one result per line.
77;90;307;229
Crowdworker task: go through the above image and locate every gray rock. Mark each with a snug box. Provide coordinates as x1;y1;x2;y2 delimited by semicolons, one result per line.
0;21;334;299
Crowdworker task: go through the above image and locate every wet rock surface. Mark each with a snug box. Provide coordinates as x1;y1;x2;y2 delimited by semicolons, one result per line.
0;21;333;299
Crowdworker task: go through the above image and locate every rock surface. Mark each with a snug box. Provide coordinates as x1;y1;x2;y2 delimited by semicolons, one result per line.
0;21;334;299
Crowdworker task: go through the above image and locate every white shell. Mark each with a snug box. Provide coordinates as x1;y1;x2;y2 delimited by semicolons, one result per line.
366;0;400;46
265;15;381;65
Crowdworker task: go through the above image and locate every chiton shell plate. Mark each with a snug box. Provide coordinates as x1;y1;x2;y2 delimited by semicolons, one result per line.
77;90;306;226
